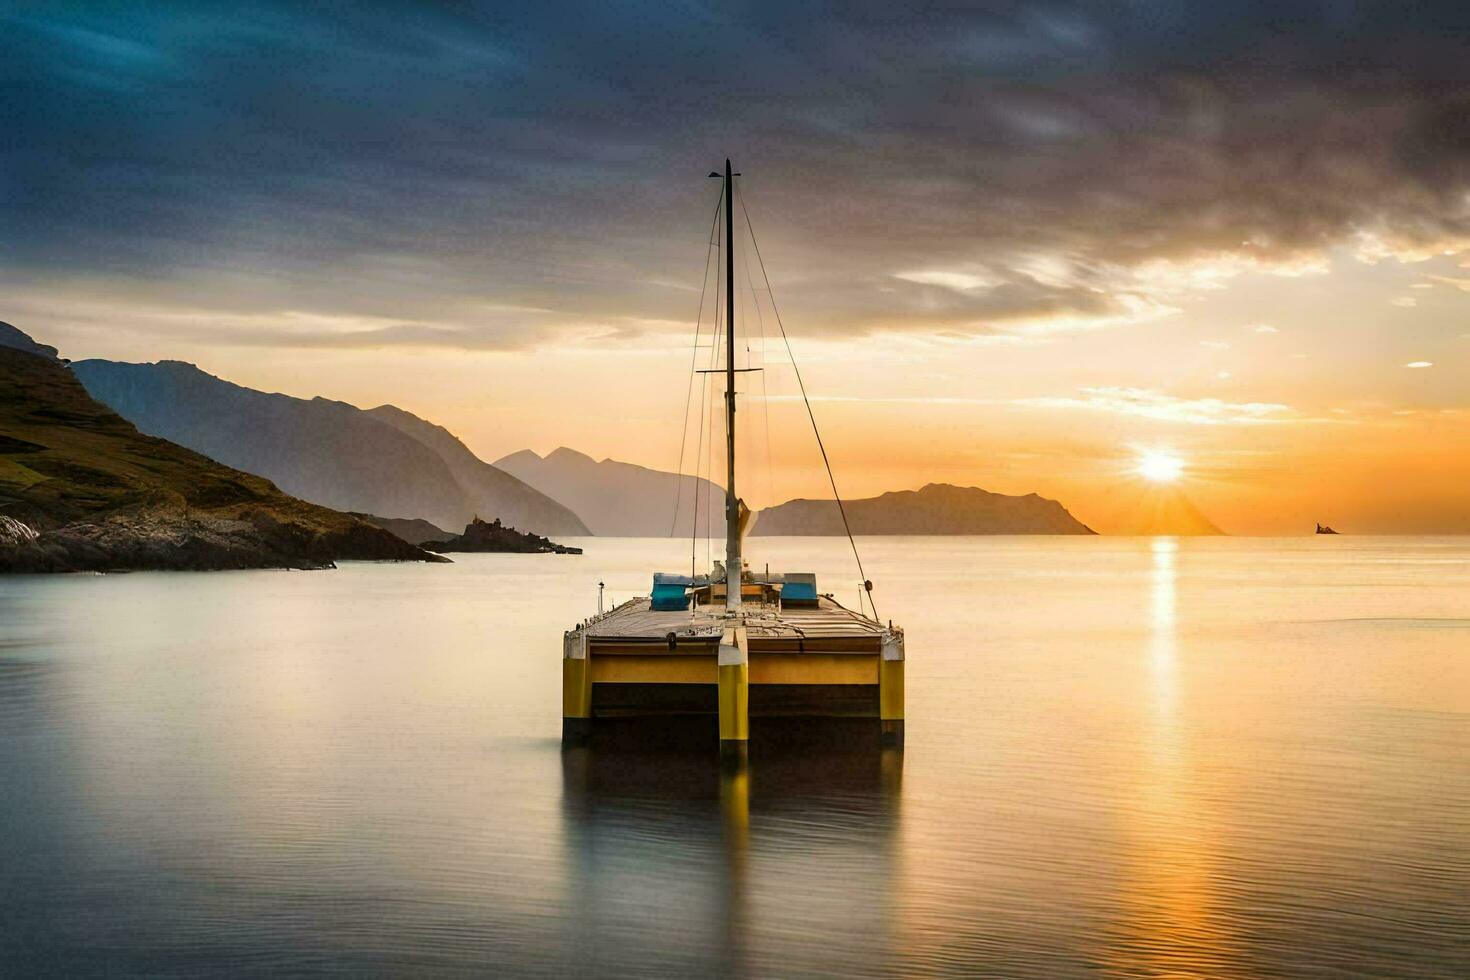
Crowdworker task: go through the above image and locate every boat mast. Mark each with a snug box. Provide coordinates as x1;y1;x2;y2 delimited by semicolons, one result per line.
723;158;741;612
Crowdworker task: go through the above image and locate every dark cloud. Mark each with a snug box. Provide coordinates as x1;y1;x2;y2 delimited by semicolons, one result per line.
4;2;1470;346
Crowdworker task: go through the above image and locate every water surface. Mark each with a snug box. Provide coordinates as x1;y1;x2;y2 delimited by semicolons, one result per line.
1;537;1466;976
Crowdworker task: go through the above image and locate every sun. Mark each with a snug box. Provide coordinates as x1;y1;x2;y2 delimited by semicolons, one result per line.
1136;451;1185;483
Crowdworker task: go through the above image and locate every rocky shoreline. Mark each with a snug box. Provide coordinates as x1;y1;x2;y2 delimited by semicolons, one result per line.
0;510;445;573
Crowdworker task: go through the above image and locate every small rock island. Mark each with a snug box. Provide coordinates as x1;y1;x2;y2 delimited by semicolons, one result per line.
424;516;582;555
752;483;1095;535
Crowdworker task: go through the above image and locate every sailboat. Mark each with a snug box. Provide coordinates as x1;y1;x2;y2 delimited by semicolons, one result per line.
560;160;905;764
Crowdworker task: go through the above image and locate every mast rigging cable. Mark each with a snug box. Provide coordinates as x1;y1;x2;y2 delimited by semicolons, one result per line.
669;174;878;621
737;185;877;621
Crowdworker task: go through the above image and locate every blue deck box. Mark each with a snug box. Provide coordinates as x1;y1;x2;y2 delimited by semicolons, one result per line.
650;573;693;611
780;573;818;605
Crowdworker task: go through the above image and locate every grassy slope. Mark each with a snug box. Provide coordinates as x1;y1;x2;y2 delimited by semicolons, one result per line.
0;346;444;570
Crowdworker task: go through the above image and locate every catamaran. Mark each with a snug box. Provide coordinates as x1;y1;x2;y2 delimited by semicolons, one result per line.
560;160;905;765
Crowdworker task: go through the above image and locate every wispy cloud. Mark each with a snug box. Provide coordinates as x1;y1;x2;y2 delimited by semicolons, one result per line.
0;285;661;354
892;269;1000;292
1015;387;1294;425
765;394;998;406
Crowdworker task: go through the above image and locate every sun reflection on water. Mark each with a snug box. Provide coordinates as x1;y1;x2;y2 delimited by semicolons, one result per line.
1107;537;1238;975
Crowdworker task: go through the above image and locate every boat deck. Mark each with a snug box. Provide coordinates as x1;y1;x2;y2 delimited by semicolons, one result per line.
582;595;886;648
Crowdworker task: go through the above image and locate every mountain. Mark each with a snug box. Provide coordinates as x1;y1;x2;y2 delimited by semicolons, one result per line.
0;320;61;361
72;360;589;536
358;515;451;546
751;483;1096;535
364;404;589;537
494;447;725;537
0;339;444;572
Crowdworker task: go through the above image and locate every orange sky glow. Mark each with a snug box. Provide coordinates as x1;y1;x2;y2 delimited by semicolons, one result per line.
9;6;1470;535
16;235;1470;536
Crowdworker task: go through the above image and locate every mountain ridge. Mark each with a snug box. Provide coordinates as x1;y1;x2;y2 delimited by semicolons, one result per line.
72;360;589;536
495;446;724;537
0;337;444;572
364;405;589;536
0;321;61;362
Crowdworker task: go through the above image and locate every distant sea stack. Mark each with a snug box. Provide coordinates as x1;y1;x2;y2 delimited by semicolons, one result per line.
425;516;581;555
72;360;590;537
0;332;446;573
495;447;724;537
751;483;1096;535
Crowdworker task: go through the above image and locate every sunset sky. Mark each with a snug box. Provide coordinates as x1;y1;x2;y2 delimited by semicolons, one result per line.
6;3;1470;534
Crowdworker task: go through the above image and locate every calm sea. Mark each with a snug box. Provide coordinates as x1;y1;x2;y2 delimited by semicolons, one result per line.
1;536;1466;977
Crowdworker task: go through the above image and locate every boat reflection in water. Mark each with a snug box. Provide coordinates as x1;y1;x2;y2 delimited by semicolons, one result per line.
559;717;903;976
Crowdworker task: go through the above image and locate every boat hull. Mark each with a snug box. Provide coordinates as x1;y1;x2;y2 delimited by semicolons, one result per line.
562;597;905;754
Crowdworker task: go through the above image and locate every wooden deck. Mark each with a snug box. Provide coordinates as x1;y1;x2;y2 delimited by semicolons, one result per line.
582;596;885;647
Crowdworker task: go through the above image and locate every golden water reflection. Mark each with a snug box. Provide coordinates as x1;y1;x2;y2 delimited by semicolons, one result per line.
1106;538;1238;976
5;538;1466;974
